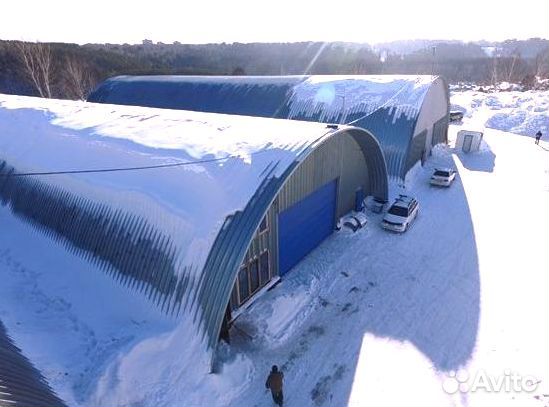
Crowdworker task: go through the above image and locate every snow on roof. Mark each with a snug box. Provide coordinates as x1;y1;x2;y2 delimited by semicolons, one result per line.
0;93;380;354
0;93;338;265
89;75;435;123
88;75;445;178
287;75;434;123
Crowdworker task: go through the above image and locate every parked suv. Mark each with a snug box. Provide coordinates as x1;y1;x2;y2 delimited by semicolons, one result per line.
381;195;419;233
430;168;456;187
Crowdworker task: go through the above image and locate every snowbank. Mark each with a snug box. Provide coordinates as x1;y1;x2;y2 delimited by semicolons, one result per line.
92;322;253;407
450;90;549;137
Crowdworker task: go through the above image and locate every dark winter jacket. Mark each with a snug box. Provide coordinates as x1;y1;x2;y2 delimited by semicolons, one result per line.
266;371;284;393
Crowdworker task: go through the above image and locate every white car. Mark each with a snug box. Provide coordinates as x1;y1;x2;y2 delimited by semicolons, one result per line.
430;168;456;187
381;195;419;233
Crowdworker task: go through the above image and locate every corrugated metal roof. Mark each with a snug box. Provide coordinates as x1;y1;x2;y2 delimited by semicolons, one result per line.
89;75;446;178
0;320;66;407
0;94;387;358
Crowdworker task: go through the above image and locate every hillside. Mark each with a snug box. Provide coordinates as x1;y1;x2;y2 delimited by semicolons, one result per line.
1;39;548;99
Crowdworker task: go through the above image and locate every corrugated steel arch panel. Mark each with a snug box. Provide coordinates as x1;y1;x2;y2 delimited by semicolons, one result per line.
88;75;305;118
410;76;450;174
431;76;450;146
0;96;387;369
0;161;183;314
198;127;387;352
349;107;417;181
345;127;388;201
89;75;443;179
403;129;428;175
0;320;66;407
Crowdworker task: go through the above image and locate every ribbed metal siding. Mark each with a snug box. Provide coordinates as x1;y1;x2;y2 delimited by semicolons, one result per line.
88;75;446;179
0;321;66;407
403;130;428;175
278;179;337;275
235;131;370;290
0;160;186;316
346;128;388;201
240;206;277;264
231;130;385;315
238;203;278;290
199;128;388;353
234;132;370;300
277;133;369;218
1;126;387;367
88;75;301;118
432;116;449;146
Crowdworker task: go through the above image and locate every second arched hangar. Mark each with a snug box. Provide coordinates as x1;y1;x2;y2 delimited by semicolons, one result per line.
88;74;449;180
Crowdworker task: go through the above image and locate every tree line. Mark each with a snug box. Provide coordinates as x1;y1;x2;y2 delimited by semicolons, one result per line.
1;38;548;100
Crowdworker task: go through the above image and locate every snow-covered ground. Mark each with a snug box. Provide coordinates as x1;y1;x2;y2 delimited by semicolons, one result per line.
0;90;548;407
451;90;549;137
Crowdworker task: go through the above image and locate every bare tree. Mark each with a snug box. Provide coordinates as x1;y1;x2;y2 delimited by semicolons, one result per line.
490;56;499;89
14;41;53;98
63;56;97;100
535;50;549;79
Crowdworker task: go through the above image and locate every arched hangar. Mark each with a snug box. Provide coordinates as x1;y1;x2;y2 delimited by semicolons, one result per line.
0;94;387;353
88;75;449;180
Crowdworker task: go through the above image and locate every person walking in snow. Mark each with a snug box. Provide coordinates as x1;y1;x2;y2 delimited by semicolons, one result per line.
265;365;284;407
535;130;542;145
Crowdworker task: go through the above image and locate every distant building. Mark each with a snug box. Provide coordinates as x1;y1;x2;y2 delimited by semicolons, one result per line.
88;75;449;179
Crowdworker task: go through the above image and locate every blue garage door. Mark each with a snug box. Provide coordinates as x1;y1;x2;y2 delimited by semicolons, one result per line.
278;179;337;276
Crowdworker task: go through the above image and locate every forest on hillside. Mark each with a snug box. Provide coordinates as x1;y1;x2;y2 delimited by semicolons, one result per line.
1;38;548;100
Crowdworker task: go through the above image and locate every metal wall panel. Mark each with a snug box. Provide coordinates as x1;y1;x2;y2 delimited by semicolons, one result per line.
277;133;369;218
413;77;450;154
199;128;387;352
88;75;449;179
278;179;337;275
0;320;66;407
0;117;387;364
432;116;449;146
232;131;372;305
404;130;428;175
0;161;184;314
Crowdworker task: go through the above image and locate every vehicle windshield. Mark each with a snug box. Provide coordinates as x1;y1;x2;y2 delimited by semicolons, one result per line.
434;170;450;177
388;206;408;217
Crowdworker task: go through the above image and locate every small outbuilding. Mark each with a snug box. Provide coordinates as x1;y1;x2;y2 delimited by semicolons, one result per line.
456;130;484;153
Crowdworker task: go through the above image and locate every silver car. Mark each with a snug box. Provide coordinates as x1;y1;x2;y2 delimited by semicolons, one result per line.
430;168;456;187
381;195;419;233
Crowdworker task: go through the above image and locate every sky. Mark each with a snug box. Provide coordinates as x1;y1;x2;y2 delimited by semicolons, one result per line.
2;0;548;45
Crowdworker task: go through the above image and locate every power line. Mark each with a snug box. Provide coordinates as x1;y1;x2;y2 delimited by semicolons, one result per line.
0;132;331;178
0;155;233;177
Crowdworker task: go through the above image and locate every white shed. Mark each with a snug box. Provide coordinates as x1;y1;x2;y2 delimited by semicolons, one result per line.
456;130;483;153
